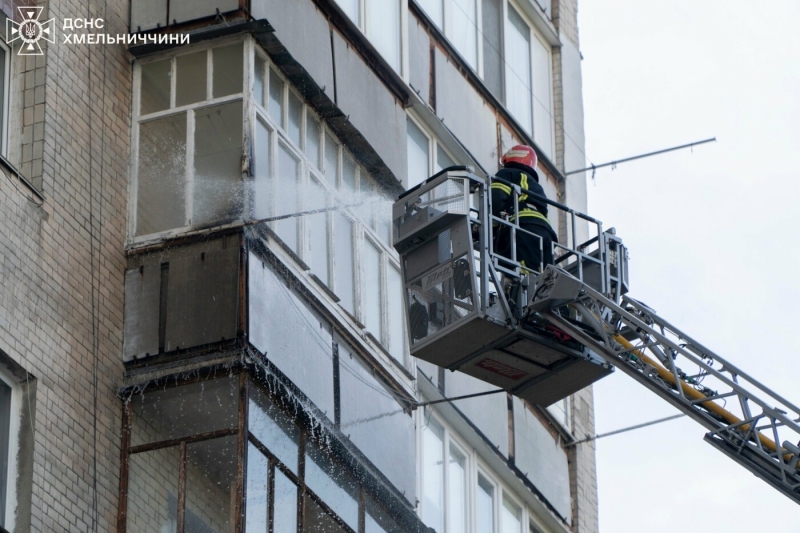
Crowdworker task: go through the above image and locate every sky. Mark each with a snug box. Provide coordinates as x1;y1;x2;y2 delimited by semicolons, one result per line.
578;1;800;531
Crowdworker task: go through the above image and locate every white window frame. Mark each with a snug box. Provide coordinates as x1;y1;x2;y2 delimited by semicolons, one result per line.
253;42;408;367
335;0;408;77
418;407;559;533
419;0;484;74
0;39;11;158
407;113;458;179
546;396;571;434
502;0;555;156
0;367;21;531
129;35;247;243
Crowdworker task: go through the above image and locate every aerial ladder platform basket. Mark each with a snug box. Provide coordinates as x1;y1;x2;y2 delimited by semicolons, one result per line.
392;167;626;406
393;168;800;504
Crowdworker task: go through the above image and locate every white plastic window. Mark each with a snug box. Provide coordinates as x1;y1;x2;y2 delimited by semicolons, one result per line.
362;237;383;340
477;475;495;533
501;495;522;533
407;118;430;188
504;3;553;156
406;115;458;187
0;41;10;157
547;396;571;432
505;5;532;134
452;0;479;69
419;409;554;533
422;417;445;531
334;0;404;73
253;46;407;366
420;413;470;533
0;367;20;531
417;0;480;71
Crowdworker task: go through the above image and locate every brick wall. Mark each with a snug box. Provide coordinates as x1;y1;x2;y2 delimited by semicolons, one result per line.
553;0;580;48
569;387;599;533
0;0;131;530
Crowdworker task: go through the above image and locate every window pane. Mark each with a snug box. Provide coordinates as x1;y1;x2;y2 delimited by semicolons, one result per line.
306;114;322;169
130;375;238;446
334;215;355;313
418;0;443;28
422;418;444;532
437;144;455;172
176;51;207;107
140;59;171;115
506;6;532;134
377;212;391;245
288;91;303;147
245;443;269;532
452;0;478;69
136;113;186;236
482;0;504;101
269;68;284;126
126;447;179;533
212;43;243;98
185;435;238;533
308;177;330;286
363;238;382;339
324;132;339;184
547;398;569;430
407;118;429;188
253;118;271;220
249;385;300;473
449;445;467;533
254;54;266;108
365;497;403;533
367;0;400;71
304;495;348;533
305;443;360;530
335;0;359;23
341;155;356;192
274;469;298;533
387;266;405;362
477;475;495;533
502;495;522;533
193;101;244;226
531;34;553;158
0;47;5;149
275;143;300;250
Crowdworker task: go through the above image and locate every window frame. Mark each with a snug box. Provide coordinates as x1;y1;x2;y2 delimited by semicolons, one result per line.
336;0;408;77
406;113;458;186
120;371;410;533
130;35;248;242
502;0;555;156
0;38;11;158
418;0;484;75
252;44;408;367
0;366;20;531
417;407;557;533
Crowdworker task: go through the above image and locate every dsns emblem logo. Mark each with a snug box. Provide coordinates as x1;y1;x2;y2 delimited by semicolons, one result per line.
6;7;56;56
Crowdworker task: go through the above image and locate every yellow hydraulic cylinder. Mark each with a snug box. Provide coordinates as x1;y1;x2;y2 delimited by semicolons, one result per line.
612;334;783;456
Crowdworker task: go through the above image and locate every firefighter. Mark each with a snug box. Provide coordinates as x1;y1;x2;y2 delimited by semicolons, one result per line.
491;145;558;273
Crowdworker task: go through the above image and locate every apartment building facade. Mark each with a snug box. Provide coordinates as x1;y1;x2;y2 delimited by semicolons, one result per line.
0;0;596;532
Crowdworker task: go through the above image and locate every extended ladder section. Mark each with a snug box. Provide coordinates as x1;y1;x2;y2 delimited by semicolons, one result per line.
393;168;800;504
534;267;800;504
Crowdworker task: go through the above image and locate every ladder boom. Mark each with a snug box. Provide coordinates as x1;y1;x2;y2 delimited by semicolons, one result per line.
533;267;800;503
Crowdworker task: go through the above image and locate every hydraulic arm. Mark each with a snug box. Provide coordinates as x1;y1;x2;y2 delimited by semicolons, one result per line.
535;266;800;504
393;168;800;504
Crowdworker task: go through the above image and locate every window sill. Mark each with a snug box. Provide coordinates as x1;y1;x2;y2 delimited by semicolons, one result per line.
0;154;44;202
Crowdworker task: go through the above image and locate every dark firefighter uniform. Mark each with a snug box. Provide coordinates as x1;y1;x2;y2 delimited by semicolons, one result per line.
491;161;558;272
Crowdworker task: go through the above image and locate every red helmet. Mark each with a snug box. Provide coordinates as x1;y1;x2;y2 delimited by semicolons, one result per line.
501;145;537;170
